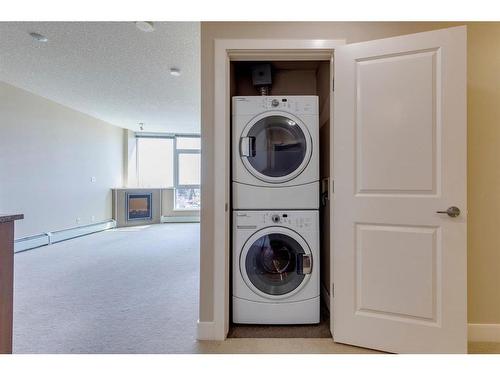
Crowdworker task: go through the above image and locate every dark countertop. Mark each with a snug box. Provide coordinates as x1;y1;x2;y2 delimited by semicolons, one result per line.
0;214;24;223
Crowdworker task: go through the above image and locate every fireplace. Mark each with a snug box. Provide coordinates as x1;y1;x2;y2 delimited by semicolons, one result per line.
126;193;152;221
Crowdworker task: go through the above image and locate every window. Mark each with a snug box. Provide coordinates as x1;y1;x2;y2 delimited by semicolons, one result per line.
175;136;201;210
175;187;201;210
178;153;201;185
135;134;200;210
176;137;201;150
137;137;174;187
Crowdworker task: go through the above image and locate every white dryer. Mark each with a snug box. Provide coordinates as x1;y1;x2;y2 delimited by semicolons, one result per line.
233;210;320;324
232;96;319;210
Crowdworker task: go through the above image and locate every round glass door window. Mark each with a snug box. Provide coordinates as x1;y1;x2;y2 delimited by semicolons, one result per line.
242;115;309;181
244;232;308;296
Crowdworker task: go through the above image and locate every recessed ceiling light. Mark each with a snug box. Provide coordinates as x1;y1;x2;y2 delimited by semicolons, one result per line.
170;68;181;77
29;32;48;43
135;21;155;32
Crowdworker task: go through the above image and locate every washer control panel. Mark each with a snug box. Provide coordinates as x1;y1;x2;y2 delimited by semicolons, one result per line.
271;214;280;223
235;211;315;230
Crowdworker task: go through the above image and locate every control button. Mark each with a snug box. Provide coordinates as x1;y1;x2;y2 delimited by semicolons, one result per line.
271;99;279;107
271;214;280;223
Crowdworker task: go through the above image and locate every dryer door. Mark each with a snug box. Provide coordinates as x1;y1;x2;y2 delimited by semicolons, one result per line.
240;227;312;299
240;112;312;184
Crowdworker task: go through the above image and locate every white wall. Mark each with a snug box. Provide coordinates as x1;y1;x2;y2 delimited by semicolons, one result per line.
0;81;124;238
125;129;138;187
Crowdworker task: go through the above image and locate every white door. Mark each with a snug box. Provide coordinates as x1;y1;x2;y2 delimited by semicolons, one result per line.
332;26;467;353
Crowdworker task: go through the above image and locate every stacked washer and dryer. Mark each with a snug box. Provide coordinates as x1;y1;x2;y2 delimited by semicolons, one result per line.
232;95;320;324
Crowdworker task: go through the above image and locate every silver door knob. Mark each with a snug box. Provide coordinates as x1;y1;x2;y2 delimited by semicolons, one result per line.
436;206;460;217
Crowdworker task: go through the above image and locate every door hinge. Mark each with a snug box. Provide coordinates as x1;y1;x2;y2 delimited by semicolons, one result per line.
332;78;335;92
331;179;334;193
332;283;334;298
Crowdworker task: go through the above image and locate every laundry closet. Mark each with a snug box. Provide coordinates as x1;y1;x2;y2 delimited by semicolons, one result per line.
228;60;333;338
205;27;468;353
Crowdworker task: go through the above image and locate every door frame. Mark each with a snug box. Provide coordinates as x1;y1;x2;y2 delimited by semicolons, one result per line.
204;38;345;340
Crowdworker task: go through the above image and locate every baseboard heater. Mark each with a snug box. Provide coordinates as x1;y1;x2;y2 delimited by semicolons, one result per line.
160;215;200;223
14;219;117;253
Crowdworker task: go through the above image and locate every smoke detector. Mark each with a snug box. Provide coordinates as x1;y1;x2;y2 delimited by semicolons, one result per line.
29;32;48;43
135;21;155;32
170;68;181;77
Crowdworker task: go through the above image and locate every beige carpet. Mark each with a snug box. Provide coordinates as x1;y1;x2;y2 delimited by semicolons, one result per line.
13;223;201;354
201;340;500;354
198;340;500;354
197;338;380;354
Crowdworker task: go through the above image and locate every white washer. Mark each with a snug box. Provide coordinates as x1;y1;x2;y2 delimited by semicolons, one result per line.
233;210;320;324
232;96;319;210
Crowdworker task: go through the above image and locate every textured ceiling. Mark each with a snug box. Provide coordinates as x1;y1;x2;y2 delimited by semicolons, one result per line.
0;22;200;133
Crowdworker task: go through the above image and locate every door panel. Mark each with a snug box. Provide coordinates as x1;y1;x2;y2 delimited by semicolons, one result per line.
356;49;438;194
356;224;438;322
332;26;467;353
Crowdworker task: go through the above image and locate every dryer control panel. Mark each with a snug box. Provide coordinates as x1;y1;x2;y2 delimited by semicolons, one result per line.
233;96;318;116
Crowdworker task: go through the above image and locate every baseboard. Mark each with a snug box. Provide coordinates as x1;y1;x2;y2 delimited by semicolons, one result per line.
14;233;50;253
14;219;116;253
197;320;217;340
161;215;200;223
320;282;330;311
468;324;500;342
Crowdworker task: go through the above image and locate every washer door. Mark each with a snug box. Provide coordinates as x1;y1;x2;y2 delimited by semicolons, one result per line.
240;227;313;299
239;112;312;184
